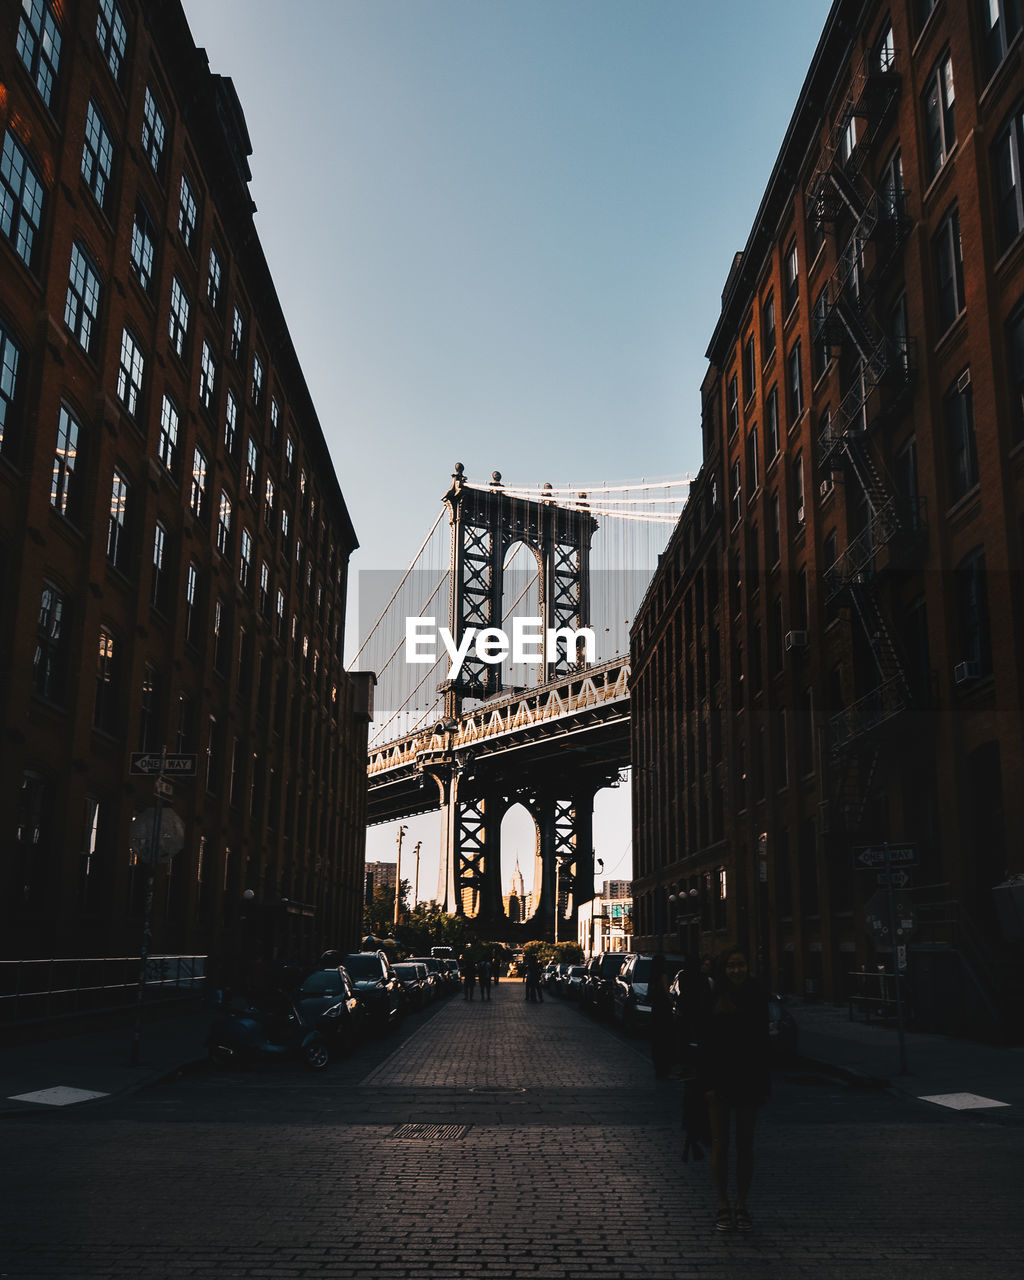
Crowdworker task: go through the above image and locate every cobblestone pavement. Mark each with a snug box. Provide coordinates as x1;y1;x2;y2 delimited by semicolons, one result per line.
3;983;1022;1279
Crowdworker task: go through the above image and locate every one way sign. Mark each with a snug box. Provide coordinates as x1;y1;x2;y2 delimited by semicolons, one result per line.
853;844;918;869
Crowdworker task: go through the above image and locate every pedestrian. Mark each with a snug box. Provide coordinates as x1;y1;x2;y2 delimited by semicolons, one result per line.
460;954;477;1001
649;953;675;1079
478;958;492;1000
523;953;543;1003
694;949;770;1234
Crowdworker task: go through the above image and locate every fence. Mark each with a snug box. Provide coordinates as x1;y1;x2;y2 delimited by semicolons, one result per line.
0;955;207;1025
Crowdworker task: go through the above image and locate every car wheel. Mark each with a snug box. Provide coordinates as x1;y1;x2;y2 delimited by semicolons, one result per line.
304;1041;330;1070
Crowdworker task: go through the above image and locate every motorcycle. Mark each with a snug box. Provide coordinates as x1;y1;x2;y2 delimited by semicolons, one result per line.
206;988;330;1071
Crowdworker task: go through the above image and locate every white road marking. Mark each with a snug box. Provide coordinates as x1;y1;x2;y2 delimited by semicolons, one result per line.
8;1086;110;1106
917;1092;1010;1110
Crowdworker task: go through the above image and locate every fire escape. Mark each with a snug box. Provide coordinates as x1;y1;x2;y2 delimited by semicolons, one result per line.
807;45;925;832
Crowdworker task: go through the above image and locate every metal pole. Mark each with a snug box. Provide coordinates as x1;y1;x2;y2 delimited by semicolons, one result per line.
884;842;909;1076
393;824;407;926
130;796;162;1067
413;841;421;907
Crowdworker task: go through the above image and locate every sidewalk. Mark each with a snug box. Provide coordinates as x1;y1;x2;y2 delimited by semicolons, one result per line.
791;999;1024;1117
0;1002;209;1115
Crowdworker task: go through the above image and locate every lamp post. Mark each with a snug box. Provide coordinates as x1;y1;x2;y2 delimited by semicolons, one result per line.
413;841;421;908
394;825;407;926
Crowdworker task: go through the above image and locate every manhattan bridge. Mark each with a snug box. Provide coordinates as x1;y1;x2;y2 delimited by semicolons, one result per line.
355;464;690;942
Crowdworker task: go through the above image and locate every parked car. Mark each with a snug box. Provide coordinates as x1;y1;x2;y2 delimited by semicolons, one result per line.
541;963;558;991
393;961;430;1011
563;965;588;999
406;956;448;998
612;953;689;1033
580;953;628;1018
340;951;404;1033
295;965;365;1055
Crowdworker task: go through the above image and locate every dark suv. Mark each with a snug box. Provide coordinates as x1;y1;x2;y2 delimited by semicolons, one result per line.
341;951;403;1033
580;952;628;1019
612;953;688;1033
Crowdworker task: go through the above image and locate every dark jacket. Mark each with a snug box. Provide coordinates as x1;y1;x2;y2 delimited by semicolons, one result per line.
695;977;771;1106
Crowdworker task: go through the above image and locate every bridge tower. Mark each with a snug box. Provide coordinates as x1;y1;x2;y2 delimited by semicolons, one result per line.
425;464;602;939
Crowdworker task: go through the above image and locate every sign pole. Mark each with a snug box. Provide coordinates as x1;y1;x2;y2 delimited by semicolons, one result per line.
883;841;909;1076
130;750;165;1067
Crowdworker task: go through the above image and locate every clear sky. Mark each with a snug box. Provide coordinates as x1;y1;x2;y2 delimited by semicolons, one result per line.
179;0;832;908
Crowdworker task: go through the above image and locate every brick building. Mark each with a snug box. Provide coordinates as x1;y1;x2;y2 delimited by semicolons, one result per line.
0;0;373;969
631;0;1024;1036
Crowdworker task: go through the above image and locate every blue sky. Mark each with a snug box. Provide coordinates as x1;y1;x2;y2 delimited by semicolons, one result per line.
180;0;832;903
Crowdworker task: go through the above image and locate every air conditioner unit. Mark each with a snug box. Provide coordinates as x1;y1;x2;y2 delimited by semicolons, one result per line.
953;660;980;686
819;480;834;498
785;630;808;651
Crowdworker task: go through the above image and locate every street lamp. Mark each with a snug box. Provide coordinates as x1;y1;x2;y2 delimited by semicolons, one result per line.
394;825;407;926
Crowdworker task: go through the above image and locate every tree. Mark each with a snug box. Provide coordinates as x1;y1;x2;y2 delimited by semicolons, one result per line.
553;941;584;964
362;879;410;938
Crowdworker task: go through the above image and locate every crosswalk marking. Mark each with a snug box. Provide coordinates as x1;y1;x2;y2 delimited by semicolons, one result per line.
8;1086;110;1107
917;1092;1010;1110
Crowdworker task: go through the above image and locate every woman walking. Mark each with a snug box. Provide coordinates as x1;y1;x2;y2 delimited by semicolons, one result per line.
694;950;770;1234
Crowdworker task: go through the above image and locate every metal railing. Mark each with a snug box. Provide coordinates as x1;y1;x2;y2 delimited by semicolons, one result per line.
0;954;207;1024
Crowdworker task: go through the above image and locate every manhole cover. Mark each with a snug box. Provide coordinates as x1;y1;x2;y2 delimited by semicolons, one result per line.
389;1123;469;1141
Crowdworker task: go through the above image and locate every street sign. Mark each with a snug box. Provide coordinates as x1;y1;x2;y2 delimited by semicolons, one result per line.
129;752;197;776
154;777;173;800
130;806;186;865
876;869;911;888
853;843;918;869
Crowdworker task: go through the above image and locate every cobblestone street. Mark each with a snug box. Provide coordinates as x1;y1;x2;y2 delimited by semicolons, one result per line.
3;984;1022;1279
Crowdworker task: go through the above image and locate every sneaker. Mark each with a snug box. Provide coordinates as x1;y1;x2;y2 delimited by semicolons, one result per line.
734;1210;752;1232
715;1210;733;1233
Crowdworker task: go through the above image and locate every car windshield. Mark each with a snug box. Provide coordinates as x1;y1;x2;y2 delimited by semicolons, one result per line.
299;970;344;996
634;957;687;983
394;965;419;979
569;967;585;977
343;955;383;981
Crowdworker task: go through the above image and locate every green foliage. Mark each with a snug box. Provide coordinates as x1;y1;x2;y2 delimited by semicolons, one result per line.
362;880;410;938
396;902;477;956
553;941;584;964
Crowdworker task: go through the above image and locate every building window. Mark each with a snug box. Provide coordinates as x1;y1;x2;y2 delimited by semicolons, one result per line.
141;87;166;176
239;528;252;590
742;334;756;403
224;390;238;456
1008;303;1024;446
793;453;805;526
17;0;62;108
264;475;275;528
107;470;129;570
51;404;82;519
157;395;178;475
726;373;739;438
839;115;857;166
65;244;102;354
994;102;1024;252
784;239;799;313
281;505;290;550
230;306;244;360
116;328;144;418
787;341;804;426
190;446;208;520
934;205;965;333
1;131;45;270
980;0;1022;82
178;173;198;253
96;0;127;83
0;322;22;460
812;287;830;380
269;397;280;449
139;665;161;751
168;276;190;356
746;426;759;495
151;522;169;612
184;562;200;644
33;583;66;702
81;101;114;211
275;588;285;639
199;341;217;411
956;547;992;674
762;292;776;362
246;436;258;497
212;602;228;674
922;52;956;182
875;21;896;74
765;387;779;461
94;628;119;732
879;148;906;224
767;492;781;567
129;200;156;293
285;435;295;480
945;371;978;501
207;247;222;310
729;460;741;527
890;291;911;382
252;353;264;408
217;490;232;557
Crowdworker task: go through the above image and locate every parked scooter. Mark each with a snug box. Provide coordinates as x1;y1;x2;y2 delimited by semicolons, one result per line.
206;988;330;1070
